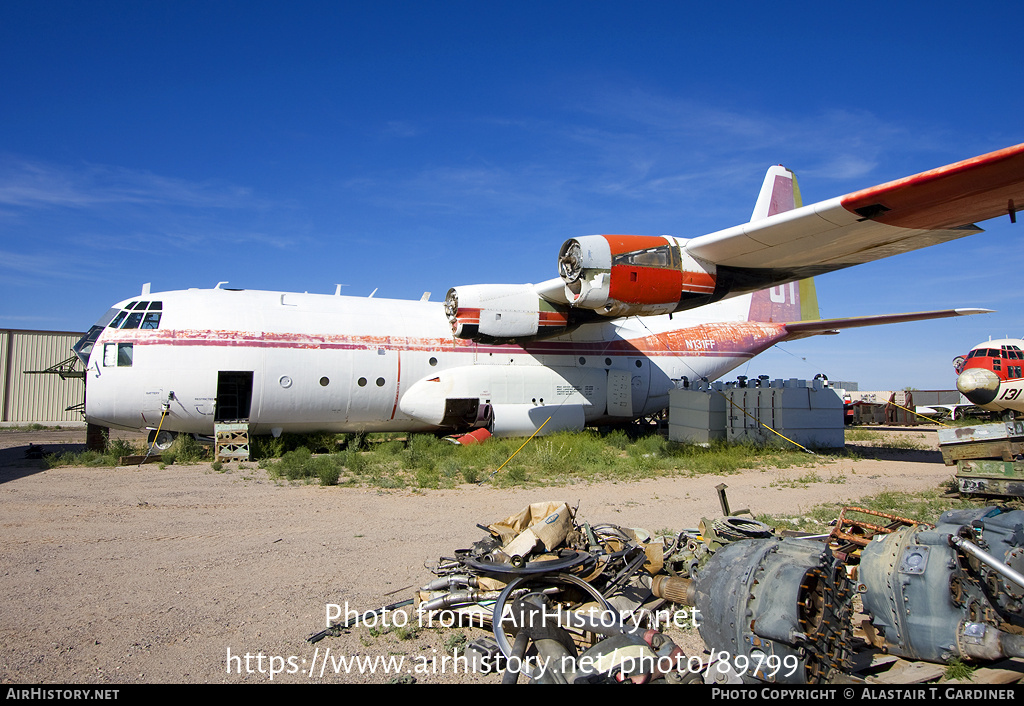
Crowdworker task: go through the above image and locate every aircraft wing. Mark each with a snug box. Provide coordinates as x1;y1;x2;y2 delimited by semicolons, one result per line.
780;307;994;341
685;143;1024;281
445;144;1021;344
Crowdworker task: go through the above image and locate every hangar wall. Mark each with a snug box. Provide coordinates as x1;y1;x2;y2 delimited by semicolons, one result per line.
0;329;85;424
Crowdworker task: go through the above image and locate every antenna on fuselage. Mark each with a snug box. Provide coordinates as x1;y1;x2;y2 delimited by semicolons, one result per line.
215;281;229;290
334;284;350;296
368;288;378;298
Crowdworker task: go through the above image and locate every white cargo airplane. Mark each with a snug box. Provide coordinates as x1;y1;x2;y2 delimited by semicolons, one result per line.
72;144;1024;447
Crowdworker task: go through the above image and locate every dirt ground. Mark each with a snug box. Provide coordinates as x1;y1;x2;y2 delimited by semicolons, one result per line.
0;425;959;684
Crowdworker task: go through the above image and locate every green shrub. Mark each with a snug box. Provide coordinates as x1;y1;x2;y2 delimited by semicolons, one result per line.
275;447;315;480
169;434;206;464
318;463;341;486
415;467;440;489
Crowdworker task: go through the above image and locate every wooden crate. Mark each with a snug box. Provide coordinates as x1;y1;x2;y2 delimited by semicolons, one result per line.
215;423;250;461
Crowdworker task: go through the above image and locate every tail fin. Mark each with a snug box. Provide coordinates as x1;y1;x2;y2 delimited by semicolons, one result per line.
747;165;820;323
750;165;801;220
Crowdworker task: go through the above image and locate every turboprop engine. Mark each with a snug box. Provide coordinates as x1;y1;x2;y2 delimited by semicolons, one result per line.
557;235;719;317
858;507;1024;664
445;284;569;344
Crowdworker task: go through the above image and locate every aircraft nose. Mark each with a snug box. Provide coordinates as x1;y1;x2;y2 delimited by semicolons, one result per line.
957;367;1001;406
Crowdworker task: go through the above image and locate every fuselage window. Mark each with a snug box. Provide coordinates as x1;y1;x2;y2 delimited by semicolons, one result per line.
357;377;367;387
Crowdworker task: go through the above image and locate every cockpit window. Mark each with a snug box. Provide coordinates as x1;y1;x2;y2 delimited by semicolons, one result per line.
103;342;133;367
122;312;144;329
74;299;165;366
101;301;165;330
72;308;119;366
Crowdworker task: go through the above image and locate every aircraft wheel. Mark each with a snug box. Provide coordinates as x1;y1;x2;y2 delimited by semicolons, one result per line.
148;429;177;451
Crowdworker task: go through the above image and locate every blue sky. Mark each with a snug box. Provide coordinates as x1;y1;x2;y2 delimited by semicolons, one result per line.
1;1;1021;391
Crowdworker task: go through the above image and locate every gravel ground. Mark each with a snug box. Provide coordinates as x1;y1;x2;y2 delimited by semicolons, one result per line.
0;426;956;684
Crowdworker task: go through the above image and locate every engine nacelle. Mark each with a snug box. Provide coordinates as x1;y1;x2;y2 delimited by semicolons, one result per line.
557;235;718;317
488;403;586;437
445;284;569;343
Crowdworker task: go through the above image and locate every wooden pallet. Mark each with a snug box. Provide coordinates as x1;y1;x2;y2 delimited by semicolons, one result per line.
851;653;1024;684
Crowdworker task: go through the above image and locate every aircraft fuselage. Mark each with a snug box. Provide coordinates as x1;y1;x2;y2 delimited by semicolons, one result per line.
76;287;788;437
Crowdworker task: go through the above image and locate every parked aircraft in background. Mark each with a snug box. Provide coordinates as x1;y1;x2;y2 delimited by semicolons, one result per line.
956;338;1024;416
71;143;1023;446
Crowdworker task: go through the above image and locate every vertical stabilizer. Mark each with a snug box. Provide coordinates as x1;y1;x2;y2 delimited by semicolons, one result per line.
750;165;801;221
747;165;819;322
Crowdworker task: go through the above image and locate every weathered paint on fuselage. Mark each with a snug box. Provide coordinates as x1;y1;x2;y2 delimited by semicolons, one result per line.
80;287;788;436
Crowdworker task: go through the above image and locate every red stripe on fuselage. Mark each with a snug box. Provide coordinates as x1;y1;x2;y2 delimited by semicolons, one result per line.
101;321;788;359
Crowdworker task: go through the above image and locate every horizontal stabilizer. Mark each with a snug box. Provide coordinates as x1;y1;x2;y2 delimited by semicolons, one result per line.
782;307;993;340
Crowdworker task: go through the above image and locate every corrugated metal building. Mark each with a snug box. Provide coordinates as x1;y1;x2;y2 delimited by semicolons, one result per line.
0;329;86;425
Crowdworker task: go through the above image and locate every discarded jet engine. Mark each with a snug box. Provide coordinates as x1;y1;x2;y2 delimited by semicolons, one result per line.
688;537;856;684
858;507;1024;663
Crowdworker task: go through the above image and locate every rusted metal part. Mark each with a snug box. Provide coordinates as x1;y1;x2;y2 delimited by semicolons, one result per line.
829;506;925;548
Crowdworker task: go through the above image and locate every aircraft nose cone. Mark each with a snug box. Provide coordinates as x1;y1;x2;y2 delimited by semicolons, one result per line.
957;367;1001;406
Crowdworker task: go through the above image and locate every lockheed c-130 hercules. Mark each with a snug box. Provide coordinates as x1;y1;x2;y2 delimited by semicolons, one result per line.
70;143;1024;448
956;337;1024;416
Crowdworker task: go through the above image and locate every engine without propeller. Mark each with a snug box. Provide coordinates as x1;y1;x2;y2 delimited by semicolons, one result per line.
445;284;569;344
558;235;719;318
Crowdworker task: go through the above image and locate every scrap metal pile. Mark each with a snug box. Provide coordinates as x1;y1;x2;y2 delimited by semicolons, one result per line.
310;500;1024;684
420;501;698;684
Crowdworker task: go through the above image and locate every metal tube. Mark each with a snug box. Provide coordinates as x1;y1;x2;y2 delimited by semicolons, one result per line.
948;534;1024;590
